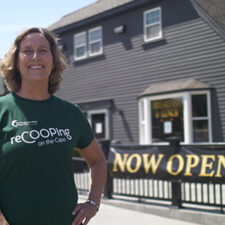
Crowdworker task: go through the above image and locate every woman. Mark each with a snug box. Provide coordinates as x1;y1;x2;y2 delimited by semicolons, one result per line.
0;27;107;225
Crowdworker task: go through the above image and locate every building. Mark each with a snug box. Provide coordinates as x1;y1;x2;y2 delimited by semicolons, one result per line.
0;59;7;97
48;0;225;145
0;76;6;97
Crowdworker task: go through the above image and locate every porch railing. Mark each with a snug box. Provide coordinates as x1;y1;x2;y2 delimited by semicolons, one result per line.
73;140;225;213
74;170;225;213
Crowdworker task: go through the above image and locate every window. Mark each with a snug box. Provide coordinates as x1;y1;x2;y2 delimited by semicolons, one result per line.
144;7;162;42
89;27;102;56
139;91;212;144
74;27;103;61
74;32;87;60
87;109;109;140
192;94;210;142
151;98;184;143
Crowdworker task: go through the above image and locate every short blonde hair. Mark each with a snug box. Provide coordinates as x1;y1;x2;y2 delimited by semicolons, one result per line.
0;27;67;94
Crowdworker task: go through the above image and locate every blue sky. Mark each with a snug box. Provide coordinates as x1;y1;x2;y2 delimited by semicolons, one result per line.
0;0;96;58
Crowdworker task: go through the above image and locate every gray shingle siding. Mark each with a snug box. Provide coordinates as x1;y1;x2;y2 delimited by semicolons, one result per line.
0;77;6;96
55;0;225;144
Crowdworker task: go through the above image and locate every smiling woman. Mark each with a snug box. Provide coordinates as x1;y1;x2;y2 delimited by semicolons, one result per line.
0;27;107;225
17;32;54;93
0;28;66;97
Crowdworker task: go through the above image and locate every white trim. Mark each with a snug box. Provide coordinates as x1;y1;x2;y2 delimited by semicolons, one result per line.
183;93;192;144
139;98;150;144
87;109;110;140
189;90;212;143
88;26;103;57
207;91;213;142
74;31;87;61
138;100;144;144
144;7;162;42
146;99;151;144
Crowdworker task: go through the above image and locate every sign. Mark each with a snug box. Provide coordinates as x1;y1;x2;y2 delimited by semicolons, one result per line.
95;123;103;134
107;145;225;183
164;121;172;134
152;99;182;119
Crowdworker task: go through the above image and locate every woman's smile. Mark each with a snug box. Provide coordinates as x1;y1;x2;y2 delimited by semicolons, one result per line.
29;65;44;70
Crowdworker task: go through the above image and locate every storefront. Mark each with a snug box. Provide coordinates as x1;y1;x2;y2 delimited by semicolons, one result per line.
138;79;212;144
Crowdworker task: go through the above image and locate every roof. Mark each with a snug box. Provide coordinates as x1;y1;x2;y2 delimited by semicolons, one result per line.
194;0;225;31
48;0;225;33
48;0;134;31
139;79;212;98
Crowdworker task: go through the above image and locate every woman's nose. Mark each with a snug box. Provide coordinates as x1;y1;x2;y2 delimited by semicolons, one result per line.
32;51;40;60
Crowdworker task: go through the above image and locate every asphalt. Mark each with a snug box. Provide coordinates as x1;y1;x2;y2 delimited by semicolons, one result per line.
78;195;225;225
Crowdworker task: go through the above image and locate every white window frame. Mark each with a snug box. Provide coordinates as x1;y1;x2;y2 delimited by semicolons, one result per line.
144;7;162;42
190;91;212;143
139;98;150;145
138;91;212;145
87;109;110;140
74;31;87;61
88;26;103;57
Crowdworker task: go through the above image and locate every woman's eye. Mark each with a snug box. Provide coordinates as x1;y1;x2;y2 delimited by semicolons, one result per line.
39;49;48;53
23;49;32;55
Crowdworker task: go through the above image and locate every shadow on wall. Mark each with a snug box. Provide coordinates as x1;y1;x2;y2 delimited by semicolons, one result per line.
117;109;134;143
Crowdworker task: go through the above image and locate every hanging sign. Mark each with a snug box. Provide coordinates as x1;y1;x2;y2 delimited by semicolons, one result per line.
107;145;225;183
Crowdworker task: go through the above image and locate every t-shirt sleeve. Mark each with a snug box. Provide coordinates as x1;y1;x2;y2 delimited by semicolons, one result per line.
76;107;94;149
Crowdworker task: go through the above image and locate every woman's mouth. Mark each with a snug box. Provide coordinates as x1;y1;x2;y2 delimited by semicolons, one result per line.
29;65;44;70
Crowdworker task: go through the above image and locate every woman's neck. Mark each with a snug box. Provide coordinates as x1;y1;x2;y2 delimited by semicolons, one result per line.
16;86;50;101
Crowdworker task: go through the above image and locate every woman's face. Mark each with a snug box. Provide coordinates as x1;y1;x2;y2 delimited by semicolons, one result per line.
17;32;54;85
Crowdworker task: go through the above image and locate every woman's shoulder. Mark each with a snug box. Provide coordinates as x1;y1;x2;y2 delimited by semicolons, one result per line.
0;93;14;105
0;94;15;117
52;95;83;114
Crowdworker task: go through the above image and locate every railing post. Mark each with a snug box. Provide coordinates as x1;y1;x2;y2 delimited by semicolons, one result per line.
98;140;113;199
167;136;182;208
104;169;113;199
171;181;182;208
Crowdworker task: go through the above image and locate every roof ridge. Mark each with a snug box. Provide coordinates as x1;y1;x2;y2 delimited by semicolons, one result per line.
48;0;135;31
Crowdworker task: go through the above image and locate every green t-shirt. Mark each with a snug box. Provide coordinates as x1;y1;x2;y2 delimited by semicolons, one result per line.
0;93;94;225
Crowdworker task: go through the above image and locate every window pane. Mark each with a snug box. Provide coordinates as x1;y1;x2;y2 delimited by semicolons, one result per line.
76;46;85;57
90;42;101;54
193;120;208;142
91;113;105;139
76;34;85;45
151;98;184;142
90;28;101;42
146;25;160;39
146;10;160;25
192;95;207;117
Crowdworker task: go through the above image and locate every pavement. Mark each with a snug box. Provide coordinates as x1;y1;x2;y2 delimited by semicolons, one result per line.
78;195;225;225
87;203;200;225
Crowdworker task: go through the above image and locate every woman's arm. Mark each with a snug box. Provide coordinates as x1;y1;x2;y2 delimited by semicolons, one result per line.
72;138;107;225
0;211;9;225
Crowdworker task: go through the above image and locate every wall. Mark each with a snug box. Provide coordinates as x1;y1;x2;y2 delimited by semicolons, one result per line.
56;0;225;144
